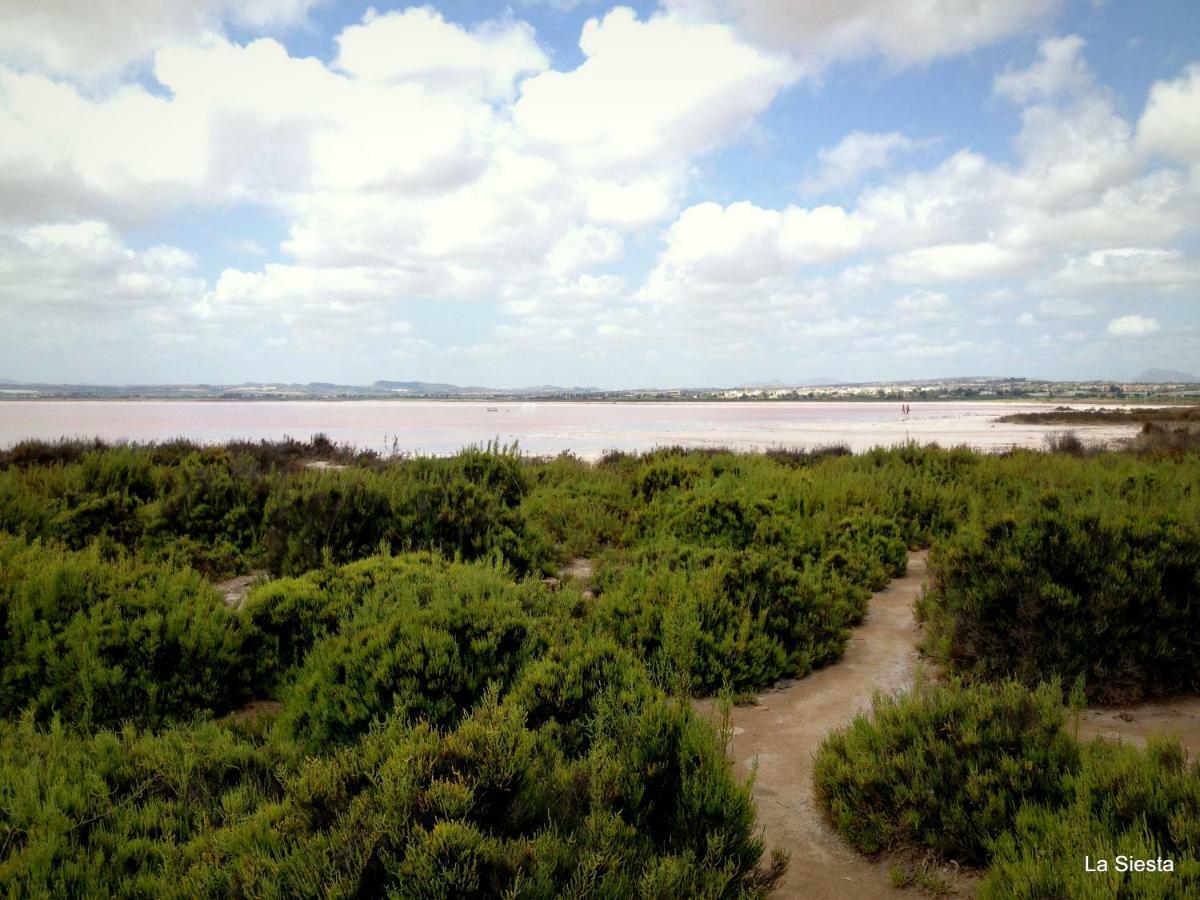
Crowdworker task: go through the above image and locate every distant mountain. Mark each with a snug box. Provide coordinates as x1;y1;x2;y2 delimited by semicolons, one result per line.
1134;368;1199;383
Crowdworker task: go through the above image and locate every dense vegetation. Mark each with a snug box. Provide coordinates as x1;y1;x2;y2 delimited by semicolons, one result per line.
921;502;1200;703
815;681;1200;897
997;405;1200;425
1;434;1198;894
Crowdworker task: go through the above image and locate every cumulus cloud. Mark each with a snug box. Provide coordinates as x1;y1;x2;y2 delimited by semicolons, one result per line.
2;2;1197;382
1041;248;1200;295
642;200;867;297
513;8;793;173
334;6;548;99
0;221;201;316
0;0;316;80
1137;64;1200;165
994;34;1091;102
894;290;954;322
665;0;1060;68
800;131;925;195
888;242;1031;283
1106;315;1162;337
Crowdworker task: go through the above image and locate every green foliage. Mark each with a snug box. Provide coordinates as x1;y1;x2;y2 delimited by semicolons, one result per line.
0;536;257;728
922;502;1200;702
813;679;1080;864
596;546;867;694
982;737;1200;898
274;556;547;753
260;447;541;576
0;677;780;897
261;467;394;575
815;680;1200;895
3;437;1200;894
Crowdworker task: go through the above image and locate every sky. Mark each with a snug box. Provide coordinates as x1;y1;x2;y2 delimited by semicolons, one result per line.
1;0;1198;387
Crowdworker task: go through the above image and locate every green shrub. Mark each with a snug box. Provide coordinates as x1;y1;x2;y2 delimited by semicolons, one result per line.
921;504;1200;702
0;684;781;897
0;714;289;898
261;448;542;576
260;468;394;575
597;545;868;694
982;736;1200;898
144;448;266;563
272;556;549;753
813;679;1080;864
0;536;257;728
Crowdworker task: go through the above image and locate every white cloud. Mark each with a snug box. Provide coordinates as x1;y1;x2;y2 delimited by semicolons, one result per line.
665;0;1060;68
2;3;1196;382
545;226;623;274
994;35;1091;103
1137;64;1200;165
800;131;924;195
334;7;548;100
1036;298;1098;318
655;200;866;282
1106;315;1161;337
1041;247;1200;295
512;8;794;172
894;290;954;322
0;0;316;80
0;220;204;366
889;242;1030;282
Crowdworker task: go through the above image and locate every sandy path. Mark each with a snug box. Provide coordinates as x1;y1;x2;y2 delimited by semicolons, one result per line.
696;551;1200;898
214;571;267;608
696;551;937;899
1080;698;1200;751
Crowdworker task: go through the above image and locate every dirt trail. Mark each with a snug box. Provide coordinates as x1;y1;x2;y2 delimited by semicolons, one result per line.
696;551;938;899
695;552;1200;899
1080;698;1200;751
214;571;267;609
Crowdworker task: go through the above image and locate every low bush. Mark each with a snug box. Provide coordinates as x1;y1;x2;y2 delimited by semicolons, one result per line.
813;679;1080;864
0;677;783;897
0;536;257;728
260;447;542;576
815;680;1200;894
921;504;1200;702
596;545;868;694
982;736;1200;898
272;555;551;753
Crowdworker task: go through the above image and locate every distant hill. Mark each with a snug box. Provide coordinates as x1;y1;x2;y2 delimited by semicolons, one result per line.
741;377;843;388
1134;368;1200;383
372;380;482;395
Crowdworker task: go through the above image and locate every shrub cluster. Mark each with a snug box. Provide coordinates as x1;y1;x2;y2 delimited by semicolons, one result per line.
921;502;1200;703
0;653;782;898
261;447;538;576
3;437;1199;894
813;679;1080;864
0;535;257;728
814;681;1200;897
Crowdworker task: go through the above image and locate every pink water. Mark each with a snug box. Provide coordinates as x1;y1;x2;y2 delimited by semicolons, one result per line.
0;400;1137;458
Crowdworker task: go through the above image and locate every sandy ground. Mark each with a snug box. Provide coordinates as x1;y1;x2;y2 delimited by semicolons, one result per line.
1080;698;1200;751
695;553;964;899
559;557;594;580
694;552;1200;899
214;571;266;608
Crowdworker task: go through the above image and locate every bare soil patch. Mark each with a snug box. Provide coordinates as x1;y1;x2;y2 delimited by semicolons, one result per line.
696;553;1200;898
696;552;977;898
1080;697;1200;751
214;570;267;609
559;557;594;580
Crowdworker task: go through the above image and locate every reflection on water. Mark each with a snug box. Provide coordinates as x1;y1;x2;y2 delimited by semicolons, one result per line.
0;400;1137;458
